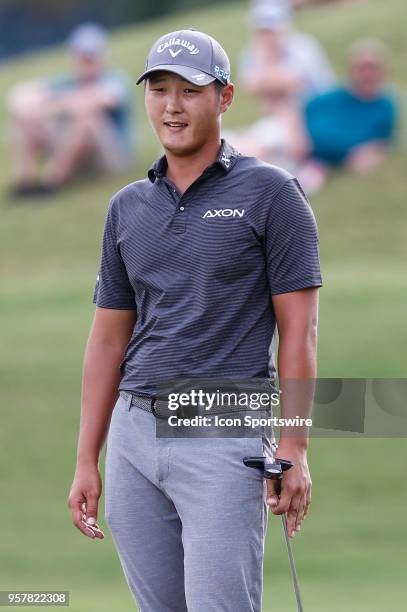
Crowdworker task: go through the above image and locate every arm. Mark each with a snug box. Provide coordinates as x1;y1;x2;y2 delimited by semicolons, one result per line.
46;82;125;117
262;177;322;538
67;306;137;539
266;288;319;537
77;306;136;466
345;141;389;174
238;47;301;99
7;79;123;122
243;63;302;99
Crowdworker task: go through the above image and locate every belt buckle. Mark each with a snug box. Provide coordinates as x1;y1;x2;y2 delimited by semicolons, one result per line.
151;397;162;418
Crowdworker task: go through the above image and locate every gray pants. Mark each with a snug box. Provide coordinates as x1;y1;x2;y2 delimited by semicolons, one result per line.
104;392;275;612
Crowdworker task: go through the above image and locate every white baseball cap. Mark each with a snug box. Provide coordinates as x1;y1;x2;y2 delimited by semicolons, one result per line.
67;23;108;56
250;0;293;30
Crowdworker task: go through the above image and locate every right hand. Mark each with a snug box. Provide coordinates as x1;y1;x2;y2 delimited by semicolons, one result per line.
67;466;105;539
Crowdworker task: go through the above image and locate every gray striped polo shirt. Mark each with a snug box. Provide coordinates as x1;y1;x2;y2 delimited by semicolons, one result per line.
93;139;322;396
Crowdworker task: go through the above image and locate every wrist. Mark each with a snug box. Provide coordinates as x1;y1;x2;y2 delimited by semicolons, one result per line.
276;437;308;455
76;454;99;470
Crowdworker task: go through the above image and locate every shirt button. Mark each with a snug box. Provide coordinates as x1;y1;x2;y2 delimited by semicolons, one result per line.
179;206;185;211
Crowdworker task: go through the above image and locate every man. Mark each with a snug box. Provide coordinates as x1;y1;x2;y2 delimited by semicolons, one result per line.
7;23;133;197
300;38;399;192
68;28;322;612
226;0;334;171
239;0;335;114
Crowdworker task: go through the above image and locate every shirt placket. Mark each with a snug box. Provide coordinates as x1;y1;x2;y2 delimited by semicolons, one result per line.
163;178;190;234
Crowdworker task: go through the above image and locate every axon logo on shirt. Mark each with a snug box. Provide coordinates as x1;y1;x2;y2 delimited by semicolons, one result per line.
203;209;245;219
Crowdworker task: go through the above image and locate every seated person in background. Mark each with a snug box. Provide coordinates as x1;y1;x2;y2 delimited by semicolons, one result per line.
225;0;335;171
7;23;134;197
240;0;335;114
300;38;399;192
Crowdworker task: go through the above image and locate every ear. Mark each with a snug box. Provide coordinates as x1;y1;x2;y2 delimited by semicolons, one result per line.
219;83;234;114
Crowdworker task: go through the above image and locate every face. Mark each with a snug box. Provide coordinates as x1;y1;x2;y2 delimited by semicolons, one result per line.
256;27;287;52
350;54;385;98
73;53;104;81
144;71;234;156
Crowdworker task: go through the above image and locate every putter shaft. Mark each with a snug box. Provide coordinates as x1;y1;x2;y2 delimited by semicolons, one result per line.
281;513;304;612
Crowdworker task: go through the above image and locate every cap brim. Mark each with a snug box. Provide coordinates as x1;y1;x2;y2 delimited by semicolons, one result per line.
136;64;216;86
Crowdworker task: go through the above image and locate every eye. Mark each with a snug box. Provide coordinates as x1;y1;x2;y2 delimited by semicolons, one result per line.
184;88;199;94
151;87;165;92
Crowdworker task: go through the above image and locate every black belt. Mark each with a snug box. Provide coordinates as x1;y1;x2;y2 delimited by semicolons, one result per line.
120;391;156;414
119;390;272;420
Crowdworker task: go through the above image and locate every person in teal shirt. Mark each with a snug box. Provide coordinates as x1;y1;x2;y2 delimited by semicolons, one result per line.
300;39;398;192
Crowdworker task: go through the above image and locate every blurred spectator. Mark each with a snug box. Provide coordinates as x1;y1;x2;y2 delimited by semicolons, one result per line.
7;23;134;198
299;39;399;192
223;0;335;172
240;0;335;114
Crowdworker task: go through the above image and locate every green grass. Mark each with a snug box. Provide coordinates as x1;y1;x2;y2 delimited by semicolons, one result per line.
0;0;406;610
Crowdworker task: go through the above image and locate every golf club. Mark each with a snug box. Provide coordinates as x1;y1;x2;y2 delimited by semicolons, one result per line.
243;454;304;612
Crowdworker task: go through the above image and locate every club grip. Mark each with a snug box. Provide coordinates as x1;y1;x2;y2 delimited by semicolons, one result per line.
243;456;294;490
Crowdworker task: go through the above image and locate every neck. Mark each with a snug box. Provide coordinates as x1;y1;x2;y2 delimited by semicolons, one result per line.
165;136;222;194
349;81;380;101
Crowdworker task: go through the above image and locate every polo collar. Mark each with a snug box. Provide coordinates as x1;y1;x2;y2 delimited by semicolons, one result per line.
148;154;167;182
216;139;241;173
147;139;240;183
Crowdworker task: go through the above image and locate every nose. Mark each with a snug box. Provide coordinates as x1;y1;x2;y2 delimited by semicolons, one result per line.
165;90;183;114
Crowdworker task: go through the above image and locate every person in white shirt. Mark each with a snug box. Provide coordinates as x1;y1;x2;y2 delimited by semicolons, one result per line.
224;0;335;172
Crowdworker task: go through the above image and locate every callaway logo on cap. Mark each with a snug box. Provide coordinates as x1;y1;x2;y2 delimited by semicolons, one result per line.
136;28;231;86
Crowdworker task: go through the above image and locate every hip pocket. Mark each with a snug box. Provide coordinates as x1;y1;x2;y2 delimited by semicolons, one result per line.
244;412;277;458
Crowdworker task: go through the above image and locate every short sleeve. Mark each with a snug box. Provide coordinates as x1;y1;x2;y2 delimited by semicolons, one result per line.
92;199;136;309
265;178;323;295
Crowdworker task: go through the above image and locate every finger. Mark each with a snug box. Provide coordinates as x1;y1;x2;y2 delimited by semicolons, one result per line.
266;479;279;510
304;486;312;518
272;486;292;515
80;498;105;539
70;498;99;539
69;497;88;532
74;510;98;538
79;520;98;538
91;526;105;539
85;493;98;522
294;493;307;532
286;495;301;537
81;511;105;538
80;512;105;538
80;518;105;539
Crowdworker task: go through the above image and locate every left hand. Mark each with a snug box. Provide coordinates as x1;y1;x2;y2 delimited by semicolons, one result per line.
265;445;312;538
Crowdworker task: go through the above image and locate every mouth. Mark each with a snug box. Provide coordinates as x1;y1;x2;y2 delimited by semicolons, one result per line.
163;121;189;131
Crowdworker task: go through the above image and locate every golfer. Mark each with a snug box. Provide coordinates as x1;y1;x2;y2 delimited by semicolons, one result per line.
68;28;322;611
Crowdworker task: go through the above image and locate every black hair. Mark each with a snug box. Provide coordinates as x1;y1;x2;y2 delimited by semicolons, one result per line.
214;80;225;96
